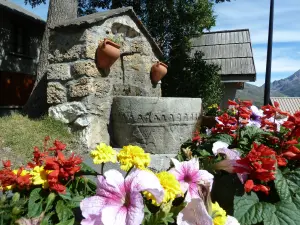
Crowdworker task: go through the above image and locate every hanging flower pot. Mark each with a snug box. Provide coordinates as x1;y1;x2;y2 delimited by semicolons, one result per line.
96;38;120;69
150;61;168;83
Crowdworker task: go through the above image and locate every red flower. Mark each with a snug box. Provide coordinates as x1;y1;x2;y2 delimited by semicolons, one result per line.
276;156;287;166
244;180;254;192
252;184;270;195
236;143;277;194
49;140;66;152
2;160;11;168
49;183;66;194
192;131;201;143
228;100;238;106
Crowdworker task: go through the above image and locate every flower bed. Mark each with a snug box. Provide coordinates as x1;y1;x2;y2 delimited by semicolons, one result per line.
1;100;299;225
0;138;238;225
179;100;300;225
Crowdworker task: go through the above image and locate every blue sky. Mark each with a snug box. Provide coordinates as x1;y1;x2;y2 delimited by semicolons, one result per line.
12;0;300;87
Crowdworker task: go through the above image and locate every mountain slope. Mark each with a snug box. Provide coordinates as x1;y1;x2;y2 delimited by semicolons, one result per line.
236;83;286;107
271;69;300;96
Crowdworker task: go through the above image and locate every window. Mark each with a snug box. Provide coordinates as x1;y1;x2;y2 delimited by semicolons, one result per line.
0;72;35;106
11;24;30;56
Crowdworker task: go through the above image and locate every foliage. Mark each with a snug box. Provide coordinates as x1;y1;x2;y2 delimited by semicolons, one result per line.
179;99;300;225
0;137;96;225
0;114;77;165
1;138;239;224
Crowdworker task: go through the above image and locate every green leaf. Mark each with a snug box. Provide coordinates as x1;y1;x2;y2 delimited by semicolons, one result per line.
40;212;54;225
59;188;72;200
264;202;300;225
275;169;292;202
67;195;84;208
161;212;174;225
285;168;300;192
212;134;233;145
80;162;98;175
234;192;275;225
45;193;56;212
56;200;74;222
56;218;75;225
28;188;43;218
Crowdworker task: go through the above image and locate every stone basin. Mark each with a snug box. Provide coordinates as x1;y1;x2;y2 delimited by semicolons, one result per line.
111;96;202;154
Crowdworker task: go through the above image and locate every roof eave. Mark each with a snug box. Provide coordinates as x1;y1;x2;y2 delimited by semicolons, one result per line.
53;7;163;59
221;74;256;83
0;2;45;24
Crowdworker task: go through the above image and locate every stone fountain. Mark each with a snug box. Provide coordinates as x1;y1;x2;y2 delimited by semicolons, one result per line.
47;7;202;171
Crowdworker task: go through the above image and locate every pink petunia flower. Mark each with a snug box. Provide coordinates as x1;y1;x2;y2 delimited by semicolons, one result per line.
169;158;214;202
80;169;164;225
177;198;213;225
213;141;248;183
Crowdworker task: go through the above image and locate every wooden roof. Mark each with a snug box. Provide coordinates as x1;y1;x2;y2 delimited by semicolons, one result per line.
271;97;300;115
0;0;45;24
190;29;256;82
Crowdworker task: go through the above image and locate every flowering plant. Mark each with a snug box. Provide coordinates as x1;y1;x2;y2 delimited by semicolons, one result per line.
1;138;240;225
0;137;97;225
179;100;300;225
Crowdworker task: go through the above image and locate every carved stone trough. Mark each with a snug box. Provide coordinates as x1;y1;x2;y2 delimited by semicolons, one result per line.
111;96;202;154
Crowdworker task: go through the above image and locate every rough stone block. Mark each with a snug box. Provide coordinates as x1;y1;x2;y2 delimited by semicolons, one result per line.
95;79;112;97
77;115;110;149
111;96;202;154
82;95;112;120
72;60;100;77
47;82;67;104
49;102;87;124
69;77;95;98
48;30;86;63
112;84;148;96
74;116;91;127
47;63;71;81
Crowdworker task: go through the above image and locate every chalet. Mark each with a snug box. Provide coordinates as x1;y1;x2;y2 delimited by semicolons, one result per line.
190;29;256;108
0;0;45;115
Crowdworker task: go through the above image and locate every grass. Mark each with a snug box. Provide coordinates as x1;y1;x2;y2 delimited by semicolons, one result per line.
0;113;77;165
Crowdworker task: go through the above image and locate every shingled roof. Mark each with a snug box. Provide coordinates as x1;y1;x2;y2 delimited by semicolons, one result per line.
190;29;256;83
0;0;45;24
54;7;163;59
271;97;300;115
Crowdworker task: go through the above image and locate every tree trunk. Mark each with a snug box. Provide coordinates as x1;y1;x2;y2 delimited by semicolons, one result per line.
23;0;78;118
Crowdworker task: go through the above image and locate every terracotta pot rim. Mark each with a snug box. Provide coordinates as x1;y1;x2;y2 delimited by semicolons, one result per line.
156;61;168;68
99;38;121;49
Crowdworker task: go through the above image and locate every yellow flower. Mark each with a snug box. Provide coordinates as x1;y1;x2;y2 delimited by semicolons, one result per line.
30;166;51;189
117;145;150;171
13;169;29;176
90;143;117;164
208;104;218;109
144;171;182;205
212;202;227;225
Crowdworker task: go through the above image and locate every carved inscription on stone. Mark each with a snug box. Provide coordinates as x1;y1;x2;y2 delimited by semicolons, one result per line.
112;111;200;123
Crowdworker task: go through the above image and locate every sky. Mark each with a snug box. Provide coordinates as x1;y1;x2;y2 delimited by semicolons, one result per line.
11;0;300;87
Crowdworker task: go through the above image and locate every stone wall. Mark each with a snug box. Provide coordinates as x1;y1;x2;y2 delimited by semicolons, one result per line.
47;11;162;151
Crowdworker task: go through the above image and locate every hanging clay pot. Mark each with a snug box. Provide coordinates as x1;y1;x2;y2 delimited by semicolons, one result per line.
96;38;120;69
150;61;168;83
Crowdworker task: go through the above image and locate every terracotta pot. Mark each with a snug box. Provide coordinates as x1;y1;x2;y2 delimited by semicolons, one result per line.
96;38;120;69
150;61;168;83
